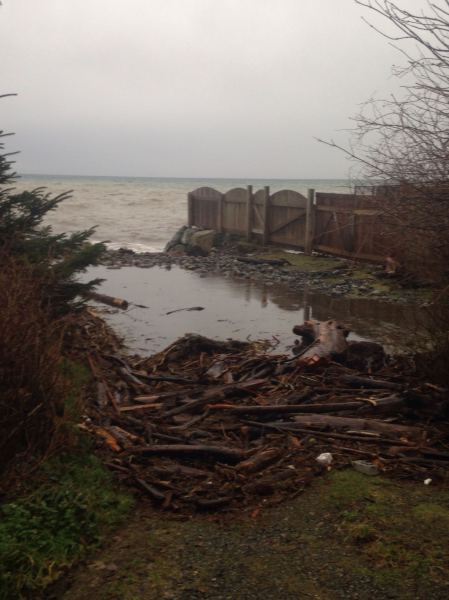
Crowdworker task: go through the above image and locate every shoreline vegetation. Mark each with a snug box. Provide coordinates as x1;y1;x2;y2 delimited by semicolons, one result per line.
0;128;133;599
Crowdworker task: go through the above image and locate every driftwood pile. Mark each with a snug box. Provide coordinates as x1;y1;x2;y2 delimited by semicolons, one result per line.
74;310;449;512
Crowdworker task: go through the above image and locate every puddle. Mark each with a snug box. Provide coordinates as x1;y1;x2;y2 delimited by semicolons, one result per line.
83;265;435;355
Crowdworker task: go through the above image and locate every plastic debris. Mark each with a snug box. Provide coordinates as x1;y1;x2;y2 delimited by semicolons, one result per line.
424;478;432;485
316;452;333;466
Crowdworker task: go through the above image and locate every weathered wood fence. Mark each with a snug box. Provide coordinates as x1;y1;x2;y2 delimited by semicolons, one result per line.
187;186;385;262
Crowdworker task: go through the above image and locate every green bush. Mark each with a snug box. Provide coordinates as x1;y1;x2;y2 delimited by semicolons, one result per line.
0;129;105;313
0;452;133;600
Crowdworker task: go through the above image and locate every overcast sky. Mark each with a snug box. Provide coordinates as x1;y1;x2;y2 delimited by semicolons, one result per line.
0;0;426;179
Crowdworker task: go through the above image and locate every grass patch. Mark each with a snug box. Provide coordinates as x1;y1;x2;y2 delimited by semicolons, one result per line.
256;250;345;272
0;448;133;600
58;359;91;422
62;470;449;600
317;470;449;590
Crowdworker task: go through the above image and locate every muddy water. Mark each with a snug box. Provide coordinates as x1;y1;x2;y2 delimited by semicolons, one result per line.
84;265;434;355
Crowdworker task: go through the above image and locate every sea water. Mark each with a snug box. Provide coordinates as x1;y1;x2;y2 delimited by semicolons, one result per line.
15;174;351;251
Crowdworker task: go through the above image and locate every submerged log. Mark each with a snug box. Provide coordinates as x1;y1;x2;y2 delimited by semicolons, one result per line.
85;291;129;309
293;319;349;363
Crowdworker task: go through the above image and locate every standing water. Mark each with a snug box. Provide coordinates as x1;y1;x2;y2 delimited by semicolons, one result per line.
84;265;433;355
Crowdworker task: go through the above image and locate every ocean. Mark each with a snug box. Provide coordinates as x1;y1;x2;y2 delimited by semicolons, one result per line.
15;175;351;251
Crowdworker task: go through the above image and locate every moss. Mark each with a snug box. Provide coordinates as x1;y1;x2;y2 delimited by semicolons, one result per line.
316;471;449;592
412;502;449;524
256;250;346;272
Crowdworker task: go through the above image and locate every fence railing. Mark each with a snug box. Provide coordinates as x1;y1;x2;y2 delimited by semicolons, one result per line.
187;186;385;262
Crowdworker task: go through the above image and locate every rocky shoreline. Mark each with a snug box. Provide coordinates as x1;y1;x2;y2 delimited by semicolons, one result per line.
100;244;431;304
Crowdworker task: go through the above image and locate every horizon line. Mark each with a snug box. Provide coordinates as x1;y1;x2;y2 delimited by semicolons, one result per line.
18;171;353;182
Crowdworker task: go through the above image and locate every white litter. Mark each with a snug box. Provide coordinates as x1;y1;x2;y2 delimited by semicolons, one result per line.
316;452;333;466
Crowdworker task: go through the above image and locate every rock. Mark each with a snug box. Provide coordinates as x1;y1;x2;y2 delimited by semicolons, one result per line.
181;226;199;246
189;229;217;254
165;225;187;252
352;460;379;476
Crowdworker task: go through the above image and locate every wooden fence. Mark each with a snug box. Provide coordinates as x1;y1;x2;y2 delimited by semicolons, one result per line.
187;186;386;262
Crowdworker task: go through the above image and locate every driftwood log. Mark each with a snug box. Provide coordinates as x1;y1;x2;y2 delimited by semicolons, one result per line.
86;291;129;309
291;414;422;440
293;319;349;363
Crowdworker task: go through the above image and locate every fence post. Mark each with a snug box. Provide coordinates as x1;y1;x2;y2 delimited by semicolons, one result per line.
246;185;253;241
187;192;194;227
217;193;224;232
262;186;270;245
305;188;315;255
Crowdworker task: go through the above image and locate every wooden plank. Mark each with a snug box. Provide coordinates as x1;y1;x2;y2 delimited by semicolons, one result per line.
252;188;265;206
270;189;307;208
262;186;270;245
246;185;253;241
191;186;223;201
315;211;333;245
224;187;247;204
333;211;348;251
316;206;381;216
305;188;315;255
187;192;194;227
252;203;264;232
223;189;247;233
269;210;306;234
217;193;224;233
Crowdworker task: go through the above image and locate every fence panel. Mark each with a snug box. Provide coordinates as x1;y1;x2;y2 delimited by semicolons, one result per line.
314;193;384;262
187;187;386;262
252;189;266;236
189;187;221;230
222;187;247;234
268;190;308;247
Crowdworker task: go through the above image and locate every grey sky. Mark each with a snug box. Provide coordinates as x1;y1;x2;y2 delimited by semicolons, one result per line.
0;0;426;178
